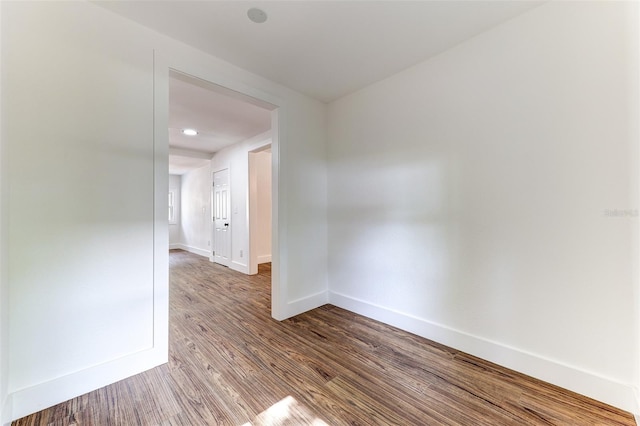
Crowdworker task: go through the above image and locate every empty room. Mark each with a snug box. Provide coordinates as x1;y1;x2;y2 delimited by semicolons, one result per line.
1;1;639;425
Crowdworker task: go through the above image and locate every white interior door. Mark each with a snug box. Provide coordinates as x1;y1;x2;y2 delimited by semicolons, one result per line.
213;169;230;267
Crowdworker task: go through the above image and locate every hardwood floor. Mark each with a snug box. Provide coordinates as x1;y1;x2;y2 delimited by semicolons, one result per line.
13;250;635;425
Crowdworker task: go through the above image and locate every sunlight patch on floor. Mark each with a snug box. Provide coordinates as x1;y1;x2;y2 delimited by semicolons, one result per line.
242;395;329;426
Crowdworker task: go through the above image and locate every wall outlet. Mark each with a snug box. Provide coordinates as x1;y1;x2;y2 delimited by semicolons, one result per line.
239;249;243;258
207;241;210;246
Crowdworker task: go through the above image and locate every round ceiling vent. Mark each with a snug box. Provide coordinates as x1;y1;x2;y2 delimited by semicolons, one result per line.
247;8;268;24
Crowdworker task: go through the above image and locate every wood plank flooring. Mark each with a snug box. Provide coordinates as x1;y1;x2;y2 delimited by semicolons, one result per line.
13;250;636;425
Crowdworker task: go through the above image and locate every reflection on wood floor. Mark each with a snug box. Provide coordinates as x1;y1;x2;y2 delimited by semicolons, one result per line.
13;249;635;425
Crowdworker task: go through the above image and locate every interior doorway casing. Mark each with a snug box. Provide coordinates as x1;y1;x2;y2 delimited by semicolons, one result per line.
154;50;286;324
212;167;231;267
248;143;272;275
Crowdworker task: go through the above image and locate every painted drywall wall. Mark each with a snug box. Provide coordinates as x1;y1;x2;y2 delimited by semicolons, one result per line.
327;1;639;413
0;148;7;425
4;1;160;418
2;0;327;419
169;174;182;248
0;2;10;422
255;150;272;264
212;132;271;274
0;145;8;426
179;165;211;257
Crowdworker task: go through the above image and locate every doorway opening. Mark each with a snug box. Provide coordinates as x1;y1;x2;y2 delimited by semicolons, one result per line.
212;168;230;267
163;66;281;317
248;144;272;275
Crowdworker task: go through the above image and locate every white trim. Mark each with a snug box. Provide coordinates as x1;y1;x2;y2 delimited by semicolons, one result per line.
161;59;286;320
635;0;640;419
248;151;258;275
10;347;166;420
152;49;170;375
329;290;639;414
257;255;271;264
168;189;177;225
283;291;328;319
230;260;250;275
248;139;272;275
208;167;218;263
211;164;230;175
243;132;272;153
171;243;210;258
270;108;286;320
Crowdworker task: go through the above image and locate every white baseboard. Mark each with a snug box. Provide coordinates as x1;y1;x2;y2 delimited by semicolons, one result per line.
230;260;249;275
171;244;210;258
189;247;210;258
283;290;328;319
10;346;166;421
329;291;638;415
257;254;272;264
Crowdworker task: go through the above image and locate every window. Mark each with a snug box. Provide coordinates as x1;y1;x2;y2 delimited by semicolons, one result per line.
168;190;177;224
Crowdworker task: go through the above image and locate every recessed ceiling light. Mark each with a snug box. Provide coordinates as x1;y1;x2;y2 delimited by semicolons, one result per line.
247;8;267;24
182;128;198;136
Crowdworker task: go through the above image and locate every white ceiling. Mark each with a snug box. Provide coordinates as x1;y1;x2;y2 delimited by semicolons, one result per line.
99;0;542;174
169;72;271;154
168;154;212;175
168;72;272;174
95;1;542;103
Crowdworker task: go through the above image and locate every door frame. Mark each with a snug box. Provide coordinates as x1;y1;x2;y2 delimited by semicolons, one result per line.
212;167;231;267
154;50;287;322
248;143;272;275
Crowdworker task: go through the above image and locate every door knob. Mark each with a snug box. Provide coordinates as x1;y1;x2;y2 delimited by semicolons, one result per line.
224;223;229;227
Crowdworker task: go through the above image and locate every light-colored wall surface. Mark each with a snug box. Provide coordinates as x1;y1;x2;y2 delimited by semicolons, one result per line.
179;165;211;257
2;0;327;420
168;175;181;248
0;149;8;426
0;2;10;422
255;150;272;263
7;0;635;419
327;1;639;413
5;1;158;417
212;132;271;274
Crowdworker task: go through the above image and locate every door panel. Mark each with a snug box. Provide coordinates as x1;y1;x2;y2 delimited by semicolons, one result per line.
213;169;230;267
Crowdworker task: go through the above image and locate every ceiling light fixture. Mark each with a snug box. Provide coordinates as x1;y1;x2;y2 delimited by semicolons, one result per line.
247;8;267;24
182;128;198;136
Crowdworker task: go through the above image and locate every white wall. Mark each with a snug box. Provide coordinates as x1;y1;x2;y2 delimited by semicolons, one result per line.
5;1;160;418
2;0;327;420
168;174;181;248
255;150;272;264
0;142;8;426
179;165;211;257
327;1;639;413
213;132;271;274
0;2;10;423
